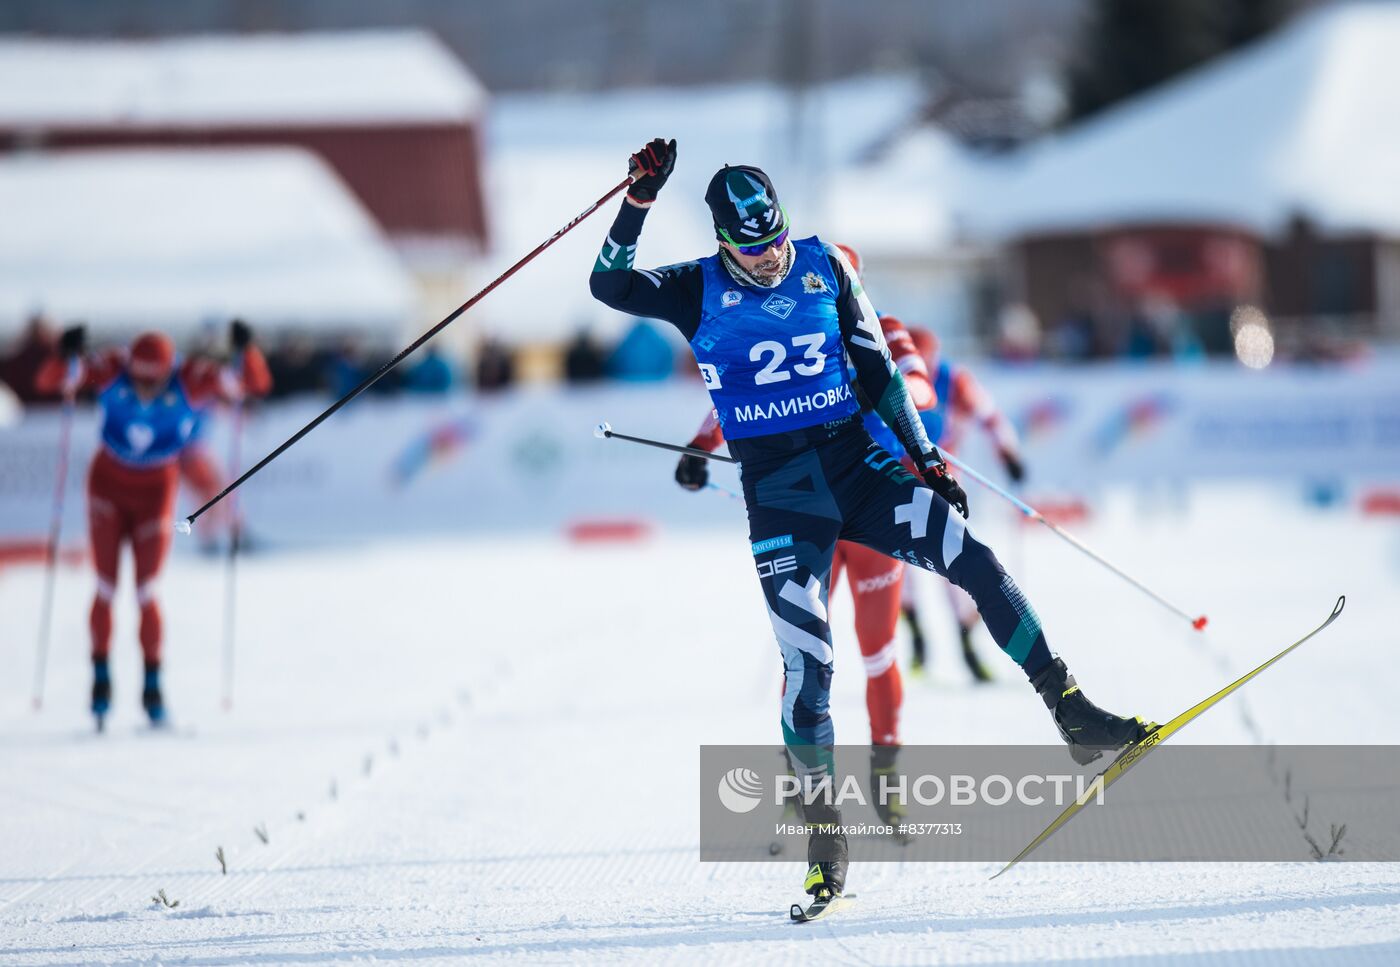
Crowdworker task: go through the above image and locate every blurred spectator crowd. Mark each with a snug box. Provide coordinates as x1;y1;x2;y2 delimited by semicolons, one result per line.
1;314;693;406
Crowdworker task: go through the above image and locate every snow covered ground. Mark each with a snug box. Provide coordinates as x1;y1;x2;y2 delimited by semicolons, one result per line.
2;484;1399;964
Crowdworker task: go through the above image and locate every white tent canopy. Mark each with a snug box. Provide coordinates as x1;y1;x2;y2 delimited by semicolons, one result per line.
0;148;417;338
0;30;486;127
970;3;1400;240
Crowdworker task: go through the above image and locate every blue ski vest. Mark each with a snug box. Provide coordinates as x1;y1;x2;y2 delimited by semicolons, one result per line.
690;236;859;439
98;371;199;467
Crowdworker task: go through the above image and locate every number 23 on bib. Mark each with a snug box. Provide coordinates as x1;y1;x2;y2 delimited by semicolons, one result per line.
690;237;858;439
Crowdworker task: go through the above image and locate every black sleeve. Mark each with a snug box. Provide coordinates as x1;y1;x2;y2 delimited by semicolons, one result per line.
827;246;938;471
588;201;706;340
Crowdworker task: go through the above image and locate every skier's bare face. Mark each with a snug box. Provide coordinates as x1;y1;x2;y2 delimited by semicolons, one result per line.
721;239;788;283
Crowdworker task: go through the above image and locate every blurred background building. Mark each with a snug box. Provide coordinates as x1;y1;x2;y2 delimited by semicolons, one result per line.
0;0;1391;397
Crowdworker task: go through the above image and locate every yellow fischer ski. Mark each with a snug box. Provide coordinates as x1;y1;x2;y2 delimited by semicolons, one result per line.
993;595;1346;879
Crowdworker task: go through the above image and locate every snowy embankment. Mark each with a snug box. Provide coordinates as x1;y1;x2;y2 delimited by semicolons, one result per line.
1;485;1398;964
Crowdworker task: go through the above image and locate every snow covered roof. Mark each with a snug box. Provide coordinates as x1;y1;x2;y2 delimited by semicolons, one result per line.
0;30;486;128
970;3;1400;240
478;76;934;340
823;126;998;257
0;148;417;336
489;75;925;173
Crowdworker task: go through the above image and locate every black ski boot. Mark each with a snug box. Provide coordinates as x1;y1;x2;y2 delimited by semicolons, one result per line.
869;745;911;843
141;662;166;727
92;659;111;731
769;750;805;856
790;799;851;921
902;605;927;677
1032;658;1151;765
802;798;848;897
959;624;993;684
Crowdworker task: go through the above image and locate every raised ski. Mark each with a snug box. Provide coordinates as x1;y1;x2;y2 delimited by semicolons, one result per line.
995;595;1347;877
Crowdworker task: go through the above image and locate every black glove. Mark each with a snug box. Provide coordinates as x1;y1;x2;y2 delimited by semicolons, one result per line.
675;452;709;491
230;318;253;350
60;325;86;359
922;458;969;518
627;137;676;206
1000;450;1026;485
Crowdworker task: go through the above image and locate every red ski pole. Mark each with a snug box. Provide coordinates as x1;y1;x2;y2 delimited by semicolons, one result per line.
178;175;634;533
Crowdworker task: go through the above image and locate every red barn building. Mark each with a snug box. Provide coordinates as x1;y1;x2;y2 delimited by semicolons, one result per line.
976;5;1400;359
0;31;490;323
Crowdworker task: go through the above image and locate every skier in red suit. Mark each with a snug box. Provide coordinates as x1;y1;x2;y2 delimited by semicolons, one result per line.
36;321;271;728
901;325;1027;681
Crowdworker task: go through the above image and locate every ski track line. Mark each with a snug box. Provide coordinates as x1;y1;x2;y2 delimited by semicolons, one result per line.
180;690;489;912
1185;612;1354;862
1;757;244;919
2;684;490;931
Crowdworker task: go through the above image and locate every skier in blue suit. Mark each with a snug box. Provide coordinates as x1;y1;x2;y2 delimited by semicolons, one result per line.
589;138;1150;905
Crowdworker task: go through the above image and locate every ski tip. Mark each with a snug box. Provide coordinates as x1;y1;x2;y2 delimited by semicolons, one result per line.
175;519;192;535
1192;615;1209;631
593;422;612;439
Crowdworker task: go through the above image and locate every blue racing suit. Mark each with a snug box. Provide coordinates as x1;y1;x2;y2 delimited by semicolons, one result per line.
590;202;1053;773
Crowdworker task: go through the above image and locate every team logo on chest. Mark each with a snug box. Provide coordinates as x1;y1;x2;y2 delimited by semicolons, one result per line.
720;289;743;308
125;422;155;456
761;293;797;319
802;272;827;294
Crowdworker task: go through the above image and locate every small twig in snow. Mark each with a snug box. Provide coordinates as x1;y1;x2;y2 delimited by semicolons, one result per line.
1326;824;1347;858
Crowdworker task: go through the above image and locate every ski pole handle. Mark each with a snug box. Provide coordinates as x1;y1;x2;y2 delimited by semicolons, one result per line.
939;450;1037;518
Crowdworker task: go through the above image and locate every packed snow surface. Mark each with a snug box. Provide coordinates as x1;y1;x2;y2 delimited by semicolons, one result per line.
2;485;1399;964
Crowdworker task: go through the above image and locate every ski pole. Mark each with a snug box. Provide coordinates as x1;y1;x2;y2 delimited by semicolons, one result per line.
937;451;1208;632
221;378;246;712
177;175;634;535
706;482;744;503
32;359;81;710
594;422;734;464
594;424;743;500
596;422;1208;631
